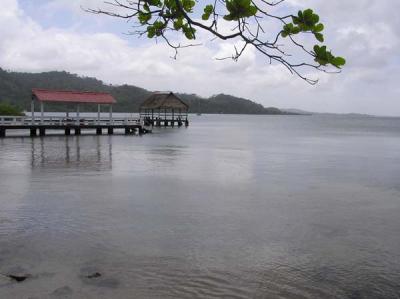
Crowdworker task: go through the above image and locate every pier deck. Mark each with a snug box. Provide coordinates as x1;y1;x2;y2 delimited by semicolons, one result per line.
0;116;149;137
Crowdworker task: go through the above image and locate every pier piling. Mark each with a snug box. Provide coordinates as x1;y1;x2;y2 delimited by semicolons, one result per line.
30;128;37;137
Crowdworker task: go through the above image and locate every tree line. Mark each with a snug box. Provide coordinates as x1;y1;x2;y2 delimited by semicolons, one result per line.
0;68;295;115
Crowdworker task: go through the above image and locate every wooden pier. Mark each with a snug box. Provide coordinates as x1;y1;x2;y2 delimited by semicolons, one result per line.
0;116;149;137
0;89;190;138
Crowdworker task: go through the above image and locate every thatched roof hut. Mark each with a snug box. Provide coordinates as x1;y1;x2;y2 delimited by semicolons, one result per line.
139;92;189;127
140;92;188;111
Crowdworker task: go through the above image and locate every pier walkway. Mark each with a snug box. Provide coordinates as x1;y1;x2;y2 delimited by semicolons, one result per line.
0;116;148;137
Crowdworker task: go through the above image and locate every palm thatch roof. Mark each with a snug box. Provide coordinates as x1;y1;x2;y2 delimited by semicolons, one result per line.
140;92;189;110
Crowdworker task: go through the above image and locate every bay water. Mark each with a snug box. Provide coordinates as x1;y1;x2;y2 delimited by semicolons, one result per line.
1;114;400;298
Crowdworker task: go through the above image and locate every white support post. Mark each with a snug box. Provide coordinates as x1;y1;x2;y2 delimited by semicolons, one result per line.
40;102;44;124
109;105;113;124
97;104;101;124
76;104;80;125
31;100;35;125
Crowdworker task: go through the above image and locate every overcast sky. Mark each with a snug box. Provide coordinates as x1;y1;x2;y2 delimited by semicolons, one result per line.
1;0;399;115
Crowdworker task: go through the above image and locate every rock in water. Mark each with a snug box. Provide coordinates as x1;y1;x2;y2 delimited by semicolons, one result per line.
8;274;29;282
86;272;102;279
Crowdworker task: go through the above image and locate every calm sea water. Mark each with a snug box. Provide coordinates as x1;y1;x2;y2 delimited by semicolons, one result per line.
1;114;400;298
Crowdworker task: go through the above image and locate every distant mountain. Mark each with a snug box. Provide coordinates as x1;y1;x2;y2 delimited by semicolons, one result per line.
282;108;374;117
178;93;288;115
281;108;312;115
0;68;297;115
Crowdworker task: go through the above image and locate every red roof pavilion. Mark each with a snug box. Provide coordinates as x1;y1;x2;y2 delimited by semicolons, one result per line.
32;89;116;104
30;89;117;123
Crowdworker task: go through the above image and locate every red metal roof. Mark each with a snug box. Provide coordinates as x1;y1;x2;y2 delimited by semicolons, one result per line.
32;89;116;104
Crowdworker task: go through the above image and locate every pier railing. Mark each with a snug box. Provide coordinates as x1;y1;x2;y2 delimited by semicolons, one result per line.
0;115;141;126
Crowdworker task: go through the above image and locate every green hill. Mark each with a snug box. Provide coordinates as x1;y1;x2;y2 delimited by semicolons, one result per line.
0;68;294;115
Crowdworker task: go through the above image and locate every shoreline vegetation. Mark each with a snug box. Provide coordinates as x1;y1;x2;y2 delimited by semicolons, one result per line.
0;68;300;115
0;102;24;116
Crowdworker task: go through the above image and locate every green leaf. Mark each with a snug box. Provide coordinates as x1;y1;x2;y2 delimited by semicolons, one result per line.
314;32;324;42
310;14;319;24
295;8;321;31
138;11;151;24
147;26;156;38
147;0;162;6
298;10;303;19
332;57;346;67
202;5;214;20
282;23;301;37
182;24;196;39
313;44;346;68
224;0;258;21
223;14;234;21
173;18;183;30
303;9;313;22
292;27;301;34
248;5;258;16
313;23;324;33
182;0;195;12
204;4;213;14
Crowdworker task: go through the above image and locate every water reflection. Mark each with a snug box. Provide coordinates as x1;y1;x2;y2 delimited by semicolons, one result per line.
111;144;186;176
144;146;182;166
30;136;112;172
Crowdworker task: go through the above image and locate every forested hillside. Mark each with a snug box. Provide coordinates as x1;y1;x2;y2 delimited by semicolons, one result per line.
0;68;293;114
